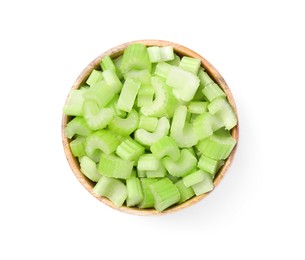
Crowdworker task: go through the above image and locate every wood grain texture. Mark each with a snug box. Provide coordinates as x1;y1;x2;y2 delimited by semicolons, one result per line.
62;40;239;216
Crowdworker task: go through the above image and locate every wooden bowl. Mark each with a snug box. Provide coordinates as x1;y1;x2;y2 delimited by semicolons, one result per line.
62;40;239;215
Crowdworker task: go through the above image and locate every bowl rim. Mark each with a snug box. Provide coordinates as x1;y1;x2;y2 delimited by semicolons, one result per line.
62;39;239;216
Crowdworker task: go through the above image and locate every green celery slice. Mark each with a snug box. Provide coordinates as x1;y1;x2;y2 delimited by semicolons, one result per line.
98;154;134;179
187;101;208;114
202;83;226;101
154;62;173;79
197;154;224;178
63;88;87;116
191;172;214;195
113;55;123;79
170;106;198;148
162;149;197;177
208;97;237;130
65;117;93;139
160;46;174;61
108;109;139;136
175;179;195;203
146;163;167;178
100;55;116;72
179;56;201;74
83;100;114;130
80;156;102;182
137;154;160;171
69;135;86;158
116;137;145;162
103;69;122;93
149;178;180;212
166;66;200;102
147;46;161;63
148;46;174;63
117;78;141;112
93;176;127;207
150;136;180;161
138;115;158;132
120;43;152;73
193;69;207;101
86;69;104;86
138;178;158;208
85;130;119;158
134;117;170;147
183;169;206;187
126;176;144;207
124;69;151;85
136;85;154;107
198;69;214;87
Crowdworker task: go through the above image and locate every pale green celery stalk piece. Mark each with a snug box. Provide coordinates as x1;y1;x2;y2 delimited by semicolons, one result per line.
63;88;87;116
85;130;119;158
106;94;127;117
160;46;174;61
83;100;114;130
146;163;166;178
103;69;122;93
80;156;102;182
147;46;161;63
183;169;206;187
134;117;170;147
138;178;158;208
113;55;123;79
191;172;214;195
202;82;226;101
175;179;195;203
83;80;115;108
166;66;200;102
167;54;180;66
150;136;180;161
138;115;158;132
65;117;93;139
154;62;173;79
86;69;104;86
116;137;145;162
193;112;224;140
170;106;198;148
93;176;127;207
69;135;86;158
98;154;134;179
137;85;154;107
163;149;198;177
149;178;180;212
137;154;160;171
198;69;214;87
137;170;146;178
126;176;144;207
193;69;207;101
100;55;116;72
108;109;139;136
179;56;201;75
140;76;177;118
187;101;208;114
208;97;237;130
124;69;151;85
197;154;223;177
196;129;236;160
117;78;141;112
120;43;152;73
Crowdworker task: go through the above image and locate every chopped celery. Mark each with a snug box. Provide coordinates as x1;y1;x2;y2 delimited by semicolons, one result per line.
183;169;205;187
113;55;123;79
175;179;195;203
197;154;223;177
198;69;214;87
137;154;160;171
69;135;86;158
93;176;127;207
124;69;151;85
179;56;201;74
108;109;139;136
187;101;208;114
116;137;145;162
160;46;175;61
136;85;154;107
147;46;161;63
148;46;174;63
117;78;141;112
138;178;158;208
191;172;214;195
63;88;87;116
154;62;173;79
150;136;180;161
202;83;226;101
193;112;223;140
126;176;143;207
65;117;93;139
80;156;101;182
86;69;104;86
103;69;122;93
146;163;166;178
98;154;134;179
138;115;158;132
100;55;116;72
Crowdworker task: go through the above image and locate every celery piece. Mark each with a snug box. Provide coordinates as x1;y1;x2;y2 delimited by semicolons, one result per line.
126;176;143;207
146;163;167;178
175;179;195;203
163;149;198;177
86;69;104;86
116;137;145;162
120;43;152;73
149;178;180;212
117;78;141;112
63;88;87;116
154;62;173;79
137;85;154;107
80;156;102;182
124;69;151;85
187;101;208;114
65;117;93;139
166;66;200;102
106;94;127;118
100;55;116;72
183;169;206;187
85;130;119;158
147;46;161;63
113;55;123;79
148;46;174;63
167;54;180;66
138;178;158;208
197;154;223;177
98;154;134;179
83;100;114;130
93;176;127;207
134;117;170;147
192;69;207;101
208;97;237;130
191;173;214;195
150;136;180;161
103;69;122;93
193;112;223;140
179;57;201;75
138;115;158;132
202;83;226;102
198;69;214;87
160;46;175;61
196;129;236;160
170;106;198;148
137;154;160;171
108;109;139;136
69;135;86;158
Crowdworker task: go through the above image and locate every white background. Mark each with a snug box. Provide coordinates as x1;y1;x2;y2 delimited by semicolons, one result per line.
1;0;304;259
